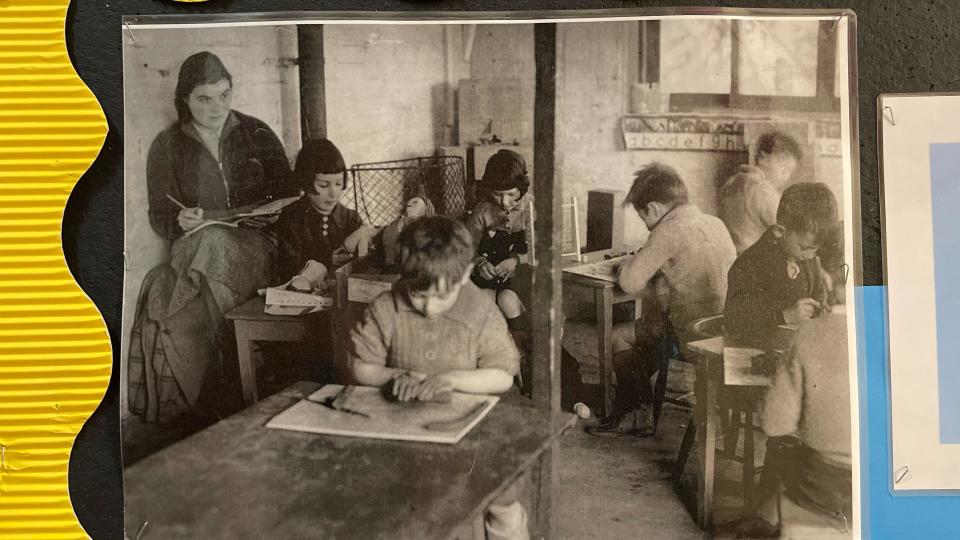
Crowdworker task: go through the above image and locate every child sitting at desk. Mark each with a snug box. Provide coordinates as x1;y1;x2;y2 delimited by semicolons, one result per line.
276;138;364;283
724;182;837;349
587;163;736;437
756;224;851;536
719;130;803;254
347;216;526;540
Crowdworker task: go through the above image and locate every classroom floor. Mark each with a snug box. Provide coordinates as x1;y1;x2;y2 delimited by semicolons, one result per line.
561;320;767;539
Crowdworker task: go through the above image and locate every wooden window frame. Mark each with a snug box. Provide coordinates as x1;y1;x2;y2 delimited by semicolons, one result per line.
640;19;841;113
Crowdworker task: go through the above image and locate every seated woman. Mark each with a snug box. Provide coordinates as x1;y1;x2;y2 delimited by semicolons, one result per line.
143;51;294;418
757;224;851;537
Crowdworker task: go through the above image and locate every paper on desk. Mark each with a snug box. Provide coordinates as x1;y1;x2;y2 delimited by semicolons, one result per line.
347;276;397;303
563;254;633;283
266;385;499;444
264;304;327;316
723;346;770;386
264;287;333;309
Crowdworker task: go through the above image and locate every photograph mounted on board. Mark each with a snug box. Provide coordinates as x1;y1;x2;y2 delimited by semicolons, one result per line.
119;10;860;540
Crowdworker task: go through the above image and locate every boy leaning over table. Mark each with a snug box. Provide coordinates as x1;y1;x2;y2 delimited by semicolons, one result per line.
587;163;737;438
347;215;528;540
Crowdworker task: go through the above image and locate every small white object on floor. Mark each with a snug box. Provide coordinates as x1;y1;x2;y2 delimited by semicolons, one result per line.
574;402;591;419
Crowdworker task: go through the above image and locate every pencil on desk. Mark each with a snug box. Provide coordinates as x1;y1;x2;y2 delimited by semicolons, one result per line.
166;194;188;210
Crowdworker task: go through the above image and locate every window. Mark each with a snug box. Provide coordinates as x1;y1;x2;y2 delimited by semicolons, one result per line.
640;19;840;112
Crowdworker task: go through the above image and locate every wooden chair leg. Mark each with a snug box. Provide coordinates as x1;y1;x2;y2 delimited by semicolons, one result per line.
652;355;670;434
673;415;697;482
743;410;756;505
723;405;742;459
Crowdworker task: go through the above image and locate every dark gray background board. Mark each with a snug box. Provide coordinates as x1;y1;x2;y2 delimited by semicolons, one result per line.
64;2;945;537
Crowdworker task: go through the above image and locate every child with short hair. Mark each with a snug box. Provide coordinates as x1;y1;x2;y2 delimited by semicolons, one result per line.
757;224;851;534
588;163;737;437
720;130;804;253
466;149;533;335
276;138;364;282
724;182;837;349
348;216;527;539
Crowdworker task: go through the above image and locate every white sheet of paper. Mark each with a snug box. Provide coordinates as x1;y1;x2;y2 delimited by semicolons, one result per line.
563;255;633;283
265;385;499;444
880;93;960;491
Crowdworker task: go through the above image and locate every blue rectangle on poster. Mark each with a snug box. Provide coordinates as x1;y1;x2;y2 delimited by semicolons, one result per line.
928;144;960;443
859;286;960;538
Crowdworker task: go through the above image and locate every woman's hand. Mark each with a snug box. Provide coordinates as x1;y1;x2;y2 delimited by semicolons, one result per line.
494;257;518;280
177;207;204;232
476;258;497;281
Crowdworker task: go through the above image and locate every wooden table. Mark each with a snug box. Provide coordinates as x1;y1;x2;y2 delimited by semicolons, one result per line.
561;270;637;420
225;297;316;405
685;333;790;530
124;382;577;540
685;335;726;531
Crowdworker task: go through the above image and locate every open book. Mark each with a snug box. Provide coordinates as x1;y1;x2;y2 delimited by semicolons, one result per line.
184;195;301;238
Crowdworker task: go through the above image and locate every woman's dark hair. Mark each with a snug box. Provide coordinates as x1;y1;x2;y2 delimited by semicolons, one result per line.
295;138;348;192
624;163;689;212
481;149;530;197
776;182;839;242
756;130;803;163
174;52;233;122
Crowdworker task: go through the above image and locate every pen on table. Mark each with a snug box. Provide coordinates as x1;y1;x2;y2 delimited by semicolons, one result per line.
166;194;188;210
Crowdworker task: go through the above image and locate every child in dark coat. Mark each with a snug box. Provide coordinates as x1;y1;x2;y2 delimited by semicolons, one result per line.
276;139;364;283
724;182;838;349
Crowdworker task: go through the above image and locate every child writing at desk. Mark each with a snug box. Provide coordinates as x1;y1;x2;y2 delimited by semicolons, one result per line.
757;224;851;536
276;138;365;284
724;182;837;349
587;164;737;437
347;216;527;540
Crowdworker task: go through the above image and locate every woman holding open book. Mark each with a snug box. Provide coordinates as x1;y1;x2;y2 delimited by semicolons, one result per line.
139;51;295;418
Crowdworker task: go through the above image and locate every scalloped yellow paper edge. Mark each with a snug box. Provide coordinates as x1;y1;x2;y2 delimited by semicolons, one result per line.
0;1;111;538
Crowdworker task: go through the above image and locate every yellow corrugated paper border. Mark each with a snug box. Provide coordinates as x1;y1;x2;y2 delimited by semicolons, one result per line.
0;1;111;538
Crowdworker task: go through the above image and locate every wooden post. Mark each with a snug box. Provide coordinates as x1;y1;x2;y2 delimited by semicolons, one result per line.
297;25;326;142
531;21;560;540
530;24;561;414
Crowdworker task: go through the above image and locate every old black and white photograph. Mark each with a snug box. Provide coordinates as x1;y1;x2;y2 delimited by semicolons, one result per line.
120;11;860;539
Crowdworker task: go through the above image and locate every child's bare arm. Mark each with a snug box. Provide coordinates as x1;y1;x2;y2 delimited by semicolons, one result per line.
423;368;514;396
348;358;406;387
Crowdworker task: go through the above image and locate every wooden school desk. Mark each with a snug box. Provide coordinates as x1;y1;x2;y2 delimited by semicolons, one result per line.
225;297;313;405
124;381;578;540
684;332;792;530
561;270;637;420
